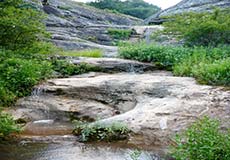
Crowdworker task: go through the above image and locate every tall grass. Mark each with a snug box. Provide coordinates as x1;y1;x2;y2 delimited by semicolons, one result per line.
57;49;103;58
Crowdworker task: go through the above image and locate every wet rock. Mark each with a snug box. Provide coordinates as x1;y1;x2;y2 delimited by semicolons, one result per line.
9;71;230;148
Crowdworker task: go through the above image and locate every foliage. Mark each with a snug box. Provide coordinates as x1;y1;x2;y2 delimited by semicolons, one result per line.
119;42;230;86
0;0;49;50
73;121;130;142
173;46;230;85
108;28;132;40
0;112;21;138
88;0;160;19
130;149;142;160
57;49;103;58
119;42;191;69
162;8;230;46
51;60;102;77
170;117;230;160
0;53;53;107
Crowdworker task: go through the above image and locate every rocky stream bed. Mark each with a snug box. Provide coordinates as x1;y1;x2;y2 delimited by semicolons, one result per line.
1;55;230;159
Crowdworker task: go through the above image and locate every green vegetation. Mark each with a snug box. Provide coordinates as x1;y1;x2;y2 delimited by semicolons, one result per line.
108;28;133;40
88;0;160;19
0;112;21;138
51;60;102;77
119;43;230;86
57;49;103;58
73;121;130;142
0;0;48;50
170;117;230;160
162;9;230;46
130;149;142;160
0;0;103;138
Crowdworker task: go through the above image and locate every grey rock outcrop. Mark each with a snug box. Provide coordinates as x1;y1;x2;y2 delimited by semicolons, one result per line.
146;0;230;24
8;67;230;147
38;0;142;50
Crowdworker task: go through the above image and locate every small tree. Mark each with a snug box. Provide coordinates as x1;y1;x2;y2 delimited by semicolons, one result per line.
0;0;48;50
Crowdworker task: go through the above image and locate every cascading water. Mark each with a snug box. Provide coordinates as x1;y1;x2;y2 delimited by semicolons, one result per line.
31;85;46;98
144;27;152;44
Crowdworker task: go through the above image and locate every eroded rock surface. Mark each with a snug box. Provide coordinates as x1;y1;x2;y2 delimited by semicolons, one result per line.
40;0;142;50
9;70;230;148
72;57;157;73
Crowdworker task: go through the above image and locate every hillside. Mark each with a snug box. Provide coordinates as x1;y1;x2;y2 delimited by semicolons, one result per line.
88;0;161;19
146;0;230;24
34;0;142;50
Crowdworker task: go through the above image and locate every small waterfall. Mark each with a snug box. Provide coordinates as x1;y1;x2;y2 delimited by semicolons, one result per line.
31;85;52;126
31;85;46;97
128;64;136;73
145;27;152;44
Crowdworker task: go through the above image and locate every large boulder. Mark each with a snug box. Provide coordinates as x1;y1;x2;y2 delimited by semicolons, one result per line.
145;0;230;24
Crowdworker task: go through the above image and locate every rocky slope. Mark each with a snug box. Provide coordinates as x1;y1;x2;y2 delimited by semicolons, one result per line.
34;0;142;51
146;0;230;24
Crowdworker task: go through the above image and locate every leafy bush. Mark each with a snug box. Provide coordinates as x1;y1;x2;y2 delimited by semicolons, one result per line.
119;42;191;69
0;58;52;98
119;43;230;86
51;59;102;77
88;0;160;19
173;46;230;85
108;28;133;40
0;112;21;138
191;59;230;86
0;0;49;50
73;121;130;142
170;117;230;160
162;8;230;46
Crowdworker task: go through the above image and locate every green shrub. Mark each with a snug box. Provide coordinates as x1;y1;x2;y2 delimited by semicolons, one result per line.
0;58;52;98
0;86;16;107
170;117;230;160
162;8;230;46
173;46;230;85
0;0;49;50
119;43;230;86
51;60;102;77
73;121;130;142
0;112;21;138
108;28;132;40
119;42;191;69
191;59;230;86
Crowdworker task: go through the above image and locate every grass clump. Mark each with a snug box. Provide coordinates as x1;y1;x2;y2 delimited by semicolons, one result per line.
57;49;103;58
170;117;230;160
108;28;132;40
73;121;130;142
119;43;230;86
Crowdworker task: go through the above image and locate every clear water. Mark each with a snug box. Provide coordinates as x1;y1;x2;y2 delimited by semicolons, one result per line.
0;142;162;160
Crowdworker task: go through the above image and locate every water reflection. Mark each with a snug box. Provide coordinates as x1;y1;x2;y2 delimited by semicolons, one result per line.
0;141;161;160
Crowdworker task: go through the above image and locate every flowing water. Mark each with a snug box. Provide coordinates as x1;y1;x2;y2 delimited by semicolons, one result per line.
0;141;162;160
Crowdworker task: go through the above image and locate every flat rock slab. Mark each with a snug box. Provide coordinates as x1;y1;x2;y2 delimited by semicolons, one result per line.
72;57;157;73
10;72;230;148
